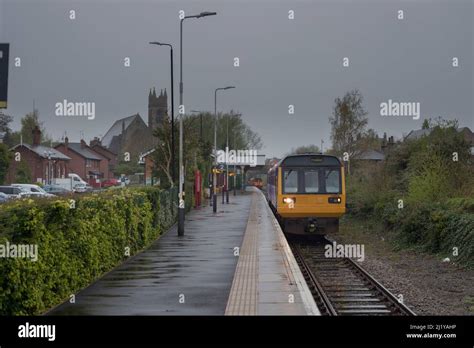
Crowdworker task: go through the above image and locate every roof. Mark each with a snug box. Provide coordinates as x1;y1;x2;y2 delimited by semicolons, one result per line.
101;114;142;148
405;127;473;141
66;143;103;160
405;128;432;140
90;143;117;157
356;149;385;161
11;144;71;160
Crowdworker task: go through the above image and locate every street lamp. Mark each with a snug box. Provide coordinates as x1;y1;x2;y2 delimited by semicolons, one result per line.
179;10;217;234
213;86;235;212
149;42;175;185
44;151;52;185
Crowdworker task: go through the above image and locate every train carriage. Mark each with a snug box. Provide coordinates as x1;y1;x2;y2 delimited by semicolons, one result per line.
267;154;346;235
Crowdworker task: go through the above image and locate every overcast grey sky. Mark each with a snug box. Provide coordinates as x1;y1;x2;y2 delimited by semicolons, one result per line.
0;0;473;157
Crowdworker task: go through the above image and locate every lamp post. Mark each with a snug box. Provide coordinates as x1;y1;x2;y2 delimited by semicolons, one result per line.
44;151;52;185
213;86;235;212
179;11;217;234
149;42;175;185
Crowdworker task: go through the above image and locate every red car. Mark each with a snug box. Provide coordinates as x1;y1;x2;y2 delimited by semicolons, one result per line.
102;179;120;188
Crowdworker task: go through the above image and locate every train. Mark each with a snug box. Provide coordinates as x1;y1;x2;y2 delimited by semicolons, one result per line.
267;154;346;235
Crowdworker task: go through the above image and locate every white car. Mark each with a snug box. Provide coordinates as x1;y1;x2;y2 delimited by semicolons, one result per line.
12;184;55;198
73;183;87;193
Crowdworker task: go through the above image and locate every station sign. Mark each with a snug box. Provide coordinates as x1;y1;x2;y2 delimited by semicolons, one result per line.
0;44;9;109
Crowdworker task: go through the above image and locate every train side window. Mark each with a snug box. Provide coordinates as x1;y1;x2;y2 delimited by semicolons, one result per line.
325;169;340;193
283;169;298;193
304;170;319;193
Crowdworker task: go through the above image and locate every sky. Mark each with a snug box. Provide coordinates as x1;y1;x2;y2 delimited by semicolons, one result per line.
0;0;473;158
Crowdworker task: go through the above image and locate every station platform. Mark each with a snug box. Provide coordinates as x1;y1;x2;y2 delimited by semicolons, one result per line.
47;187;318;316
225;187;319;315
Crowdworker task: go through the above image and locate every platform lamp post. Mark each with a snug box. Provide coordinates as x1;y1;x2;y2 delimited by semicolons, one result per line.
177;11;217;234
149;42;175;185
213;86;235;213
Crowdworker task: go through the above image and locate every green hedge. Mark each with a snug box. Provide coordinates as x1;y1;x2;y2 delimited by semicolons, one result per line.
0;187;178;315
384;200;474;268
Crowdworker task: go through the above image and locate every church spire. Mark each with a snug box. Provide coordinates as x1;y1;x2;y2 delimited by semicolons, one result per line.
152;87;156;98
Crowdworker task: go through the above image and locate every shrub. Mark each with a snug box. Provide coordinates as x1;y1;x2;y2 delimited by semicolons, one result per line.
0;187;177;315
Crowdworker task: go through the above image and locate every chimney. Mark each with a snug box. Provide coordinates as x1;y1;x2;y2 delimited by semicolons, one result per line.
90;137;101;147
32;126;41;146
80;139;87;149
64;136;69;154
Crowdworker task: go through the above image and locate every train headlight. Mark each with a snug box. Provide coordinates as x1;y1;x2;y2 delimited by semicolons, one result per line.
328;197;342;204
283;197;295;204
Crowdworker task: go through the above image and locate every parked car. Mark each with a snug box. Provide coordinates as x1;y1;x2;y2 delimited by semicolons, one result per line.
43;184;71;196
0;192;10;203
12;184;55;197
102;178;120;188
73;183;93;193
0;186;23;198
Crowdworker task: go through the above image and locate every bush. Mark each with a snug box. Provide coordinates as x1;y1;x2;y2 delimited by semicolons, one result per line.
392;202;474;267
0;187;177;315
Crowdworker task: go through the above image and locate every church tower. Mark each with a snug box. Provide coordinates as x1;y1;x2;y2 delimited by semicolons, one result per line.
148;87;168;130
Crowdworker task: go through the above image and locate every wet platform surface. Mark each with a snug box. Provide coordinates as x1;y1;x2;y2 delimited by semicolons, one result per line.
48;192;252;315
225;188;319;315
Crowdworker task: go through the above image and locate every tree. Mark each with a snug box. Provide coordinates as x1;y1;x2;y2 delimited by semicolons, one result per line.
422;118;431;129
0;112;13;133
15;159;32;184
7;110;52;146
290;144;320;155
152;114;175;188
0;143;12;184
114;160;143;177
151;110;263;189
329;89;369;159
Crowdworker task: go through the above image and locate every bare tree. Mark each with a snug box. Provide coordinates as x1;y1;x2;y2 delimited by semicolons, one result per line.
329;89;369;160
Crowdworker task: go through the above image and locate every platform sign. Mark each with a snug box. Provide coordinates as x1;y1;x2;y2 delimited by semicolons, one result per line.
0;44;9;109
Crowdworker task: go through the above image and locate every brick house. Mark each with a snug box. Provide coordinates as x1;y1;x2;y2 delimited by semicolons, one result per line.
55;138;104;185
90;137;118;179
6;126;71;184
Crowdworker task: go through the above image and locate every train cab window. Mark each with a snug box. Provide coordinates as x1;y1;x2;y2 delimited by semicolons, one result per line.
325;169;340;193
304;170;319;193
283;170;298;193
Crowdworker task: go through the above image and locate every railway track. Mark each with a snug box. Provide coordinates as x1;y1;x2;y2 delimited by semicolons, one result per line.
290;238;415;316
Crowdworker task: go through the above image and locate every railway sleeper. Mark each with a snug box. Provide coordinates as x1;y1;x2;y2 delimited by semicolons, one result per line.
332;298;381;302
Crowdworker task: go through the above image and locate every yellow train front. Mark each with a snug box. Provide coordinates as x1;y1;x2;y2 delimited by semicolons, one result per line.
267;154;346;235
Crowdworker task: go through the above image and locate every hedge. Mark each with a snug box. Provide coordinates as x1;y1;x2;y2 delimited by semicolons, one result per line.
0;187;180;315
379;199;474;268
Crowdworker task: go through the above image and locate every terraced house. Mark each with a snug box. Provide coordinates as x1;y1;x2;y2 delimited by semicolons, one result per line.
6;126;71;184
55;138;108;186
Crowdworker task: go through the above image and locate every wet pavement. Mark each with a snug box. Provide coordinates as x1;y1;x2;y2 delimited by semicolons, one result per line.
48;192;252;315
